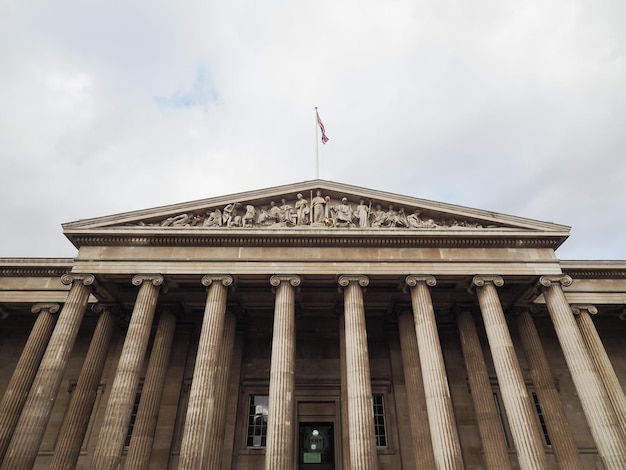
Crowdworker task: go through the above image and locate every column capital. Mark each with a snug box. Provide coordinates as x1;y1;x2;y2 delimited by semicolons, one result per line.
571;304;598;316
201;274;233;288
91;303;122;317
471;275;504;288
132;274;164;287
269;275;301;287
338;274;369;288
538;275;573;288
61;273;95;286
405;275;436;288
510;304;540;316
31;303;60;315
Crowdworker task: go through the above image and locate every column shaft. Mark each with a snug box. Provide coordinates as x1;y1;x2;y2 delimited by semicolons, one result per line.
204;310;237;470
397;310;436;468
339;313;351;470
457;311;511;470
91;274;163;470
406;275;464;470
50;304;118;470
516;309;583;470
541;277;626;469
473;276;548;470
340;275;378;470
1;274;94;470
574;306;626;440
178;275;232;469
125;308;177;470
265;275;300;470
0;303;58;463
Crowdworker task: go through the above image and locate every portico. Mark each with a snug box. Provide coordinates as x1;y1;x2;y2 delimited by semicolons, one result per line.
0;180;625;469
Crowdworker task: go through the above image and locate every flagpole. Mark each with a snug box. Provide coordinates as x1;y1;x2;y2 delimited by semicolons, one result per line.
314;107;320;179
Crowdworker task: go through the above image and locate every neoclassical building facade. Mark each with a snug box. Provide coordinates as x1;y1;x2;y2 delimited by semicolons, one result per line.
0;180;624;469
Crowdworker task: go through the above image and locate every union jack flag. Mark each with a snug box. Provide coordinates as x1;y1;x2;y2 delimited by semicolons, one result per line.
316;110;329;144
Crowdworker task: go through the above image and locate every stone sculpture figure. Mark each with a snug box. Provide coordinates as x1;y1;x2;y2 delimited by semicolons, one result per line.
407;210;437;228
355;200;370;228
223;203;242;227
268;201;282;224
371;204;386;228
332;198;355;226
280;198;296;224
312;190;327;224
203;209;222;227
161;213;192;227
295;194;310;225
383;205;399;227
242;205;256;227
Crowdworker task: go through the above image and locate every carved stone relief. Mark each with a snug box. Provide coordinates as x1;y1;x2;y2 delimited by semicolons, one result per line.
135;191;492;230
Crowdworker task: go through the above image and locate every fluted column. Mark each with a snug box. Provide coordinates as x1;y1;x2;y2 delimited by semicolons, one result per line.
540;276;626;469
50;303;119;470
125;307;177;470
515;308;583;470
0;303;58;463
573;304;626;441
457;310;511;470
397;310;436;468
339;275;378;470
1;273;94;470
178;275;233;470
92;274;163;470
204;309;237;470
265;275;300;470
472;275;548;470
405;275;464;470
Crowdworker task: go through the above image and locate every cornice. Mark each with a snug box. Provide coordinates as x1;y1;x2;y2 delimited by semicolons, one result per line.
559;260;626;279
64;230;567;249
0;258;74;277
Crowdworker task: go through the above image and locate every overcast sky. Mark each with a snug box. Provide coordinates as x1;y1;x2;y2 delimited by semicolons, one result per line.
1;0;625;260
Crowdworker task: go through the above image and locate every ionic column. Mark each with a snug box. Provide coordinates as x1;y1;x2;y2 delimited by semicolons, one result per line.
265;275;300;470
1;273;94;470
178;275;233;470
0;303;58;463
405;275;463;470
50;303;119;470
457;310;511;470
338;312;352;470
397;310;436;468
515;308;583;470
573;304;626;441
540;276;626;468
471;276;548;470
339;275;378;470
204;309;237;470
92;274;163;470
126;306;177;470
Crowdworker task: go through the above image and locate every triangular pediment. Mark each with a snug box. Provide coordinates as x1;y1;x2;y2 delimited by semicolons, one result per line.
62;180;570;249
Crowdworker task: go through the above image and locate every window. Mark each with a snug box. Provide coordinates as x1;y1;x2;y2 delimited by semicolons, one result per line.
531;392;551;446
372;394;388;448
492;392;511;448
247;395;269;448
125;390;142;448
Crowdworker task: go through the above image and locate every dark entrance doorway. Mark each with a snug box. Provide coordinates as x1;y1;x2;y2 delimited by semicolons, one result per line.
299;422;335;470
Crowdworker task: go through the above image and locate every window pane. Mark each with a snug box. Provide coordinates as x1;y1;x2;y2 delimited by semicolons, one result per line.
247;395;269;447
372;394;388;448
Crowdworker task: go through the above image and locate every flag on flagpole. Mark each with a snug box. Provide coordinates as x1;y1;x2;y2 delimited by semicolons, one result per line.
316;109;329;144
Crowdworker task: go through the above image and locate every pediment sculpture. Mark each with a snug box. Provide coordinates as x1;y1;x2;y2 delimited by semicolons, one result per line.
137;191;491;230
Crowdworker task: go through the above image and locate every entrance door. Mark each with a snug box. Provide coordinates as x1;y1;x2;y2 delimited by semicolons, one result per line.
299;423;335;470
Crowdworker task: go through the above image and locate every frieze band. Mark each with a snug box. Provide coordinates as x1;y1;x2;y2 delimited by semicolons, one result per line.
139;191;488;230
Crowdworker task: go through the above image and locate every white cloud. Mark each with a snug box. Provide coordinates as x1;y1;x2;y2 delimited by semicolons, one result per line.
1;0;625;259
